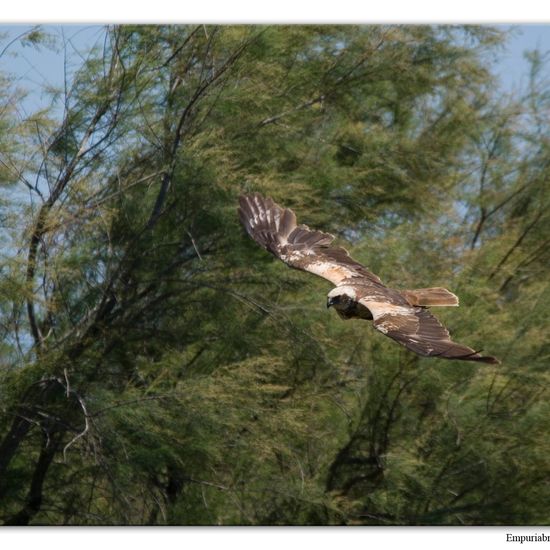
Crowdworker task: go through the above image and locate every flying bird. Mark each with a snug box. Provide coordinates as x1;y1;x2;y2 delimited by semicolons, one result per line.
238;193;499;364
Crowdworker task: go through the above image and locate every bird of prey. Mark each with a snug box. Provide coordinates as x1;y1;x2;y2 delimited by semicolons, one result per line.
238;193;499;364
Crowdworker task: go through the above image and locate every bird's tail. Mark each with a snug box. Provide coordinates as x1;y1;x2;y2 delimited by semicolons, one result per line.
401;287;459;307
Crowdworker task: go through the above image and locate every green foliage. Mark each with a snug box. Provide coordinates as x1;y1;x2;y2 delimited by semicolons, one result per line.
0;24;548;525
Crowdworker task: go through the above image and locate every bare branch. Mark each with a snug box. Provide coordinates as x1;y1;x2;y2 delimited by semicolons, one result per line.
488;209;544;280
62;391;90;463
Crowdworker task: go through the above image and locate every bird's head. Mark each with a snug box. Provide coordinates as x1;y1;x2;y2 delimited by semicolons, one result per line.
326;286;357;311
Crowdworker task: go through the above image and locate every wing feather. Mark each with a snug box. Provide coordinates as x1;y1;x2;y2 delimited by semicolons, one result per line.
238;193;383;286
362;299;499;364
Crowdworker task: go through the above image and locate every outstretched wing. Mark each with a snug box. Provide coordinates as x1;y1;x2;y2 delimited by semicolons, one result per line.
238;193;383;286
362;300;499;364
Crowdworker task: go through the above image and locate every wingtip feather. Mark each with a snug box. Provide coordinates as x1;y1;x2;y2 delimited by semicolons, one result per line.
476;355;501;365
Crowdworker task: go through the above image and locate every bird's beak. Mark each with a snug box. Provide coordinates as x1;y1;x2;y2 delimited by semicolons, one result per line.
327;297;335;309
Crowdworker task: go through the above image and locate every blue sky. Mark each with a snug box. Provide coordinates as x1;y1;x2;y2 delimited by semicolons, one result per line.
0;24;549;115
0;25;104;115
495;24;550;90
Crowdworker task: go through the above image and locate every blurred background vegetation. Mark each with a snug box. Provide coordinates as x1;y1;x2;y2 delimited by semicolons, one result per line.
0;24;548;525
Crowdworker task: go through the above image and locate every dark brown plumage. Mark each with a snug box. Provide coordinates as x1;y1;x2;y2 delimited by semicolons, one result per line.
238;193;499;365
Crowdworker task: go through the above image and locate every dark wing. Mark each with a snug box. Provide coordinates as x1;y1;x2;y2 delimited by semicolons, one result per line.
361;299;499;364
238;193;383;286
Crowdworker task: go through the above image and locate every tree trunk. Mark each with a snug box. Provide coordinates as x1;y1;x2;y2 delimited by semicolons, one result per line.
3;431;62;525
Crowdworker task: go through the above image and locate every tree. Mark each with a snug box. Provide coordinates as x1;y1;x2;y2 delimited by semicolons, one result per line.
0;24;547;525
